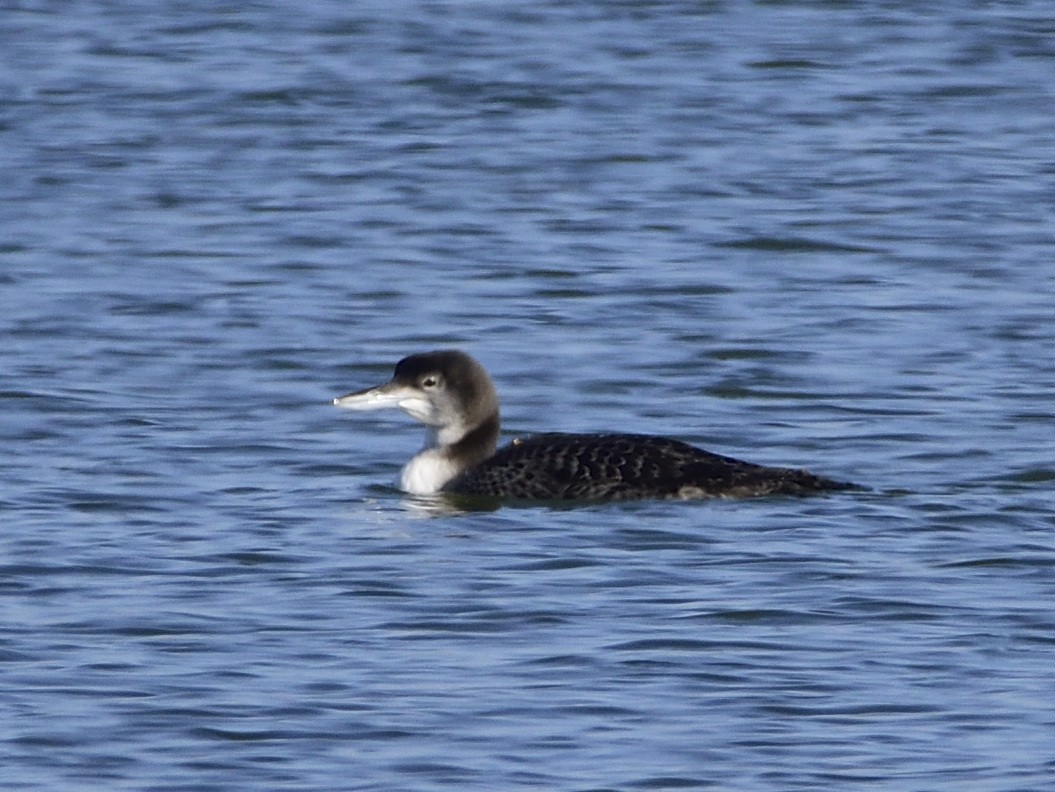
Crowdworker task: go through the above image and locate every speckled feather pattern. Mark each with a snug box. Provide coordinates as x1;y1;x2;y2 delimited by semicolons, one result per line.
443;432;854;501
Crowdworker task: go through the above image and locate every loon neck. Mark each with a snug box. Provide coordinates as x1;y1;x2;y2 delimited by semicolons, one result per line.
401;411;500;495
448;410;501;469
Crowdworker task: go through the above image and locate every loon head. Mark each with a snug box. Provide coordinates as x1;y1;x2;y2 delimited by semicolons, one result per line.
334;350;501;494
334;349;500;442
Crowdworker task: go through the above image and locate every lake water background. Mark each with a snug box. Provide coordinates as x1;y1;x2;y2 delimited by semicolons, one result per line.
2;1;1055;790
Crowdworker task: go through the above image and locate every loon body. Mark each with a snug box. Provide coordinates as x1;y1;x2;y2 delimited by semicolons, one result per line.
334;350;855;502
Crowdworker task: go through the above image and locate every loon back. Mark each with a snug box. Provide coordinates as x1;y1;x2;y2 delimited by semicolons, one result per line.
444;432;855;501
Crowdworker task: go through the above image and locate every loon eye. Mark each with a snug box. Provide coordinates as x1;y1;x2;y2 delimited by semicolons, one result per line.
421;375;439;389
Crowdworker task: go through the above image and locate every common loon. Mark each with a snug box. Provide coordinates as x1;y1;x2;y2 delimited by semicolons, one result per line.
333;350;856;502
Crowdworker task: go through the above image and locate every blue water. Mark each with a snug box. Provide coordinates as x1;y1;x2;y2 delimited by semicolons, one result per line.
3;2;1055;790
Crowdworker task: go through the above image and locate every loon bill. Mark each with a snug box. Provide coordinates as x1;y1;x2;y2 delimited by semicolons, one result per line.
333;350;857;501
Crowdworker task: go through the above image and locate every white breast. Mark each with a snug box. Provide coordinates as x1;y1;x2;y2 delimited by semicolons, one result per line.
400;448;460;495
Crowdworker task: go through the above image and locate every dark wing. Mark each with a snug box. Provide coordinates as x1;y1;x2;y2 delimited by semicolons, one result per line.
443;433;853;501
